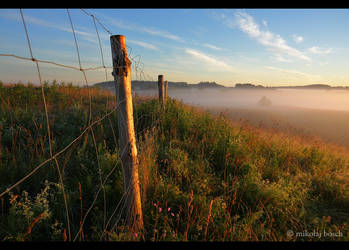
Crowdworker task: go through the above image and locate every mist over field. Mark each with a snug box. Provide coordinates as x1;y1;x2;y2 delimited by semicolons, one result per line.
133;87;349;148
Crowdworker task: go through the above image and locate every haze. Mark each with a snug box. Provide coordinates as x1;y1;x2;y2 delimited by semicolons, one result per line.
133;87;349;148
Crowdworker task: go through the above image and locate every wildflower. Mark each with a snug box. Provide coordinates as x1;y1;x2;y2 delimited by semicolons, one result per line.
326;216;331;223
171;212;175;217
134;232;138;238
159;207;162;213
168;207;171;212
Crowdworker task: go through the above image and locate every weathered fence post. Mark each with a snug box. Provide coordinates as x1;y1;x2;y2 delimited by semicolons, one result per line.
110;34;144;233
164;80;168;101
158;75;164;104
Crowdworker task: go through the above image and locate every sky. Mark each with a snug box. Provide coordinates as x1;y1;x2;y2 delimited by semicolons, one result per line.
1;8;349;87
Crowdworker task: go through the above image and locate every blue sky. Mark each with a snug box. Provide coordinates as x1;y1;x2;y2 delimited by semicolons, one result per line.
1;8;349;87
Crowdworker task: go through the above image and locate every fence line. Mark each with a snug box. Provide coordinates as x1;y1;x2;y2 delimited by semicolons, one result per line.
0;8;162;241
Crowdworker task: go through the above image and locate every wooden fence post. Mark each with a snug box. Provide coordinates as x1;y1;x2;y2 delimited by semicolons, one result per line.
110;34;143;233
158;75;164;104
164;80;168;101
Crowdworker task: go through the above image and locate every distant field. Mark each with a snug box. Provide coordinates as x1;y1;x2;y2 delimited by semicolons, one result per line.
133;87;349;149
207;106;349;149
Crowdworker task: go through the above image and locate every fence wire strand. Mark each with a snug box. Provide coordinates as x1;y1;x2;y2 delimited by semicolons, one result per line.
20;8;73;240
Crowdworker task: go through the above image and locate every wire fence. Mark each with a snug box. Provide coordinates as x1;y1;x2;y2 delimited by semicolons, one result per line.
0;8;161;241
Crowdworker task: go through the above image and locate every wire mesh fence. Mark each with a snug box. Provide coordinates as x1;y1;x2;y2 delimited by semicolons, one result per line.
0;8;162;241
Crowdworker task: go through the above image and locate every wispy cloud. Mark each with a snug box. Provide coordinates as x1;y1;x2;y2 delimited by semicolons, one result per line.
185;48;234;72
128;39;159;51
142;27;183;42
203;43;223;51
0;10;99;45
308;46;333;54
273;54;293;63
234;11;312;63
217;10;312;64
292;34;304;43
104;15;184;43
262;20;268;27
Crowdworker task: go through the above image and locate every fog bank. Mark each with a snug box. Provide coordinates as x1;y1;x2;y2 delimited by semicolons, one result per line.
133;87;349;148
134;88;349;111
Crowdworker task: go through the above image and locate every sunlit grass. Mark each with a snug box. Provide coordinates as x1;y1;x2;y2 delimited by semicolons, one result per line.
0;81;348;241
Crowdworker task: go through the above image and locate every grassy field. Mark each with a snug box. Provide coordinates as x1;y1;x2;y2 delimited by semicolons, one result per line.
0;81;348;241
206;105;349;149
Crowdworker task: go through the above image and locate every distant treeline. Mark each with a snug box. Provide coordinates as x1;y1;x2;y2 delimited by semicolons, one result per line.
94;80;349;91
94;80;225;90
234;83;349;89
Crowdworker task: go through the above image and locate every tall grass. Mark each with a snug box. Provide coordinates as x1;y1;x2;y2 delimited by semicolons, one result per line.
0;81;348;241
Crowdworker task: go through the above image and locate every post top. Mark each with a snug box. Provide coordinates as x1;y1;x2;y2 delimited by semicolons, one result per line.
110;35;126;43
110;34;125;38
110;35;127;49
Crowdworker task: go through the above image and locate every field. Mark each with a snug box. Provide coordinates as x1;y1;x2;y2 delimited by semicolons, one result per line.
134;87;349;148
0;81;349;241
208;106;349;149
